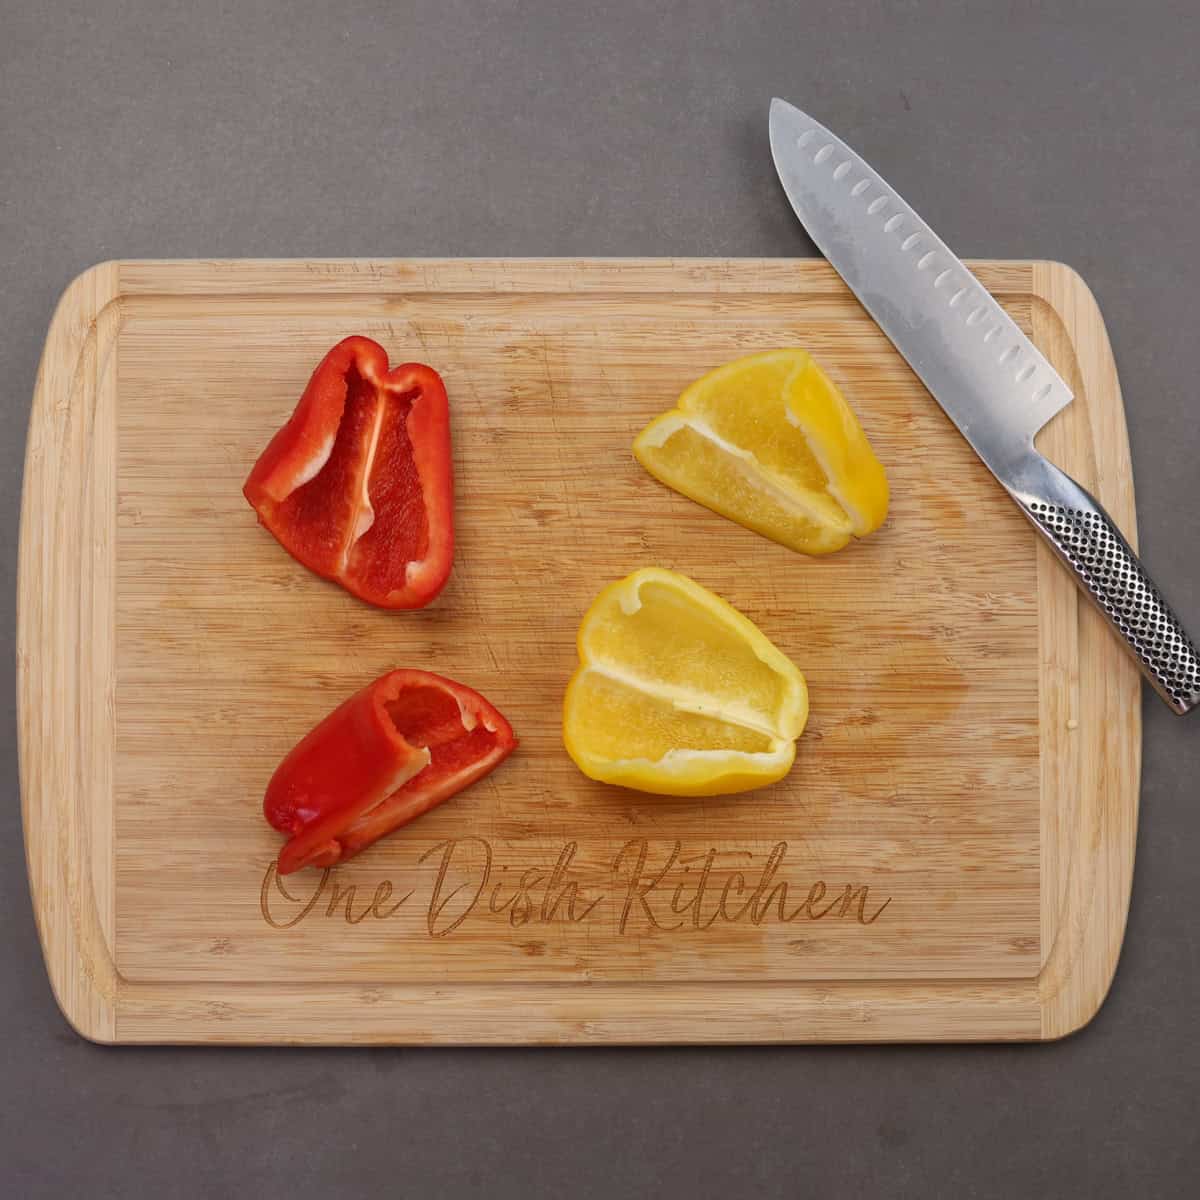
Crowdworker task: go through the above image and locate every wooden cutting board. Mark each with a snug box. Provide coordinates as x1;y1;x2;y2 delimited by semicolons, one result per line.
18;258;1139;1044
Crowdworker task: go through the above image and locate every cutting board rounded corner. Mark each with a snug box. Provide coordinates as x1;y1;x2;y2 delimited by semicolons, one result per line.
17;258;1141;1044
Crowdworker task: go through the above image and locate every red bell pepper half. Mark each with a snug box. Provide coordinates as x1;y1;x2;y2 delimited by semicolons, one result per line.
244;336;454;609
266;669;516;874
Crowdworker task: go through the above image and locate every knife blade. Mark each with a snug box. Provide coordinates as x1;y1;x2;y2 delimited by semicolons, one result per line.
769;97;1200;714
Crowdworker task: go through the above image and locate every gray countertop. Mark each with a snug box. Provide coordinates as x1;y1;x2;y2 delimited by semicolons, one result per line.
4;2;1199;1196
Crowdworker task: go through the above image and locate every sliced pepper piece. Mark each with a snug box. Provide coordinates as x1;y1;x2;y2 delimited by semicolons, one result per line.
563;568;808;796
244;336;454;608
265;669;516;874
633;349;888;555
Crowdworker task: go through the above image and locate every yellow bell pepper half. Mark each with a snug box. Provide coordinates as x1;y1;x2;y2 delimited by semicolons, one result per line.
633;349;889;555
563;568;808;796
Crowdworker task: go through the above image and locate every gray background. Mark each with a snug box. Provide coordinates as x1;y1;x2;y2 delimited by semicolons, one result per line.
3;1;1198;1196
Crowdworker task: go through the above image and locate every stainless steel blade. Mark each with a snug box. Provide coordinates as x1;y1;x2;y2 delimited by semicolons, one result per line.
769;98;1072;479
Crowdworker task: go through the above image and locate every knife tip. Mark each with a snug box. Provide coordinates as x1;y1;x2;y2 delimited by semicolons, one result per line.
769;98;805;153
769;97;805;134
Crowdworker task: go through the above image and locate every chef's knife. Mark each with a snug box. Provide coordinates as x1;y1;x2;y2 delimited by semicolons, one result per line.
769;98;1200;715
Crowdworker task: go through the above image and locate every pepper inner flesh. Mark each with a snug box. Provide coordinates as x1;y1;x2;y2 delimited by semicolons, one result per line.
383;685;499;779
270;366;430;587
345;382;430;596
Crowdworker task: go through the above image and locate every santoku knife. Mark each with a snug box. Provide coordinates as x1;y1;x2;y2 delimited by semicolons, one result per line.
769;98;1200;715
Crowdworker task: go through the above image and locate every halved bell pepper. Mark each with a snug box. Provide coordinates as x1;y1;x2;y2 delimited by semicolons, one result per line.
633;349;888;555
265;670;516;874
244;336;454;608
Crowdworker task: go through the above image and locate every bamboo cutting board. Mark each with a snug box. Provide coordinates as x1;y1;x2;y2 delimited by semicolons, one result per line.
18;258;1139;1044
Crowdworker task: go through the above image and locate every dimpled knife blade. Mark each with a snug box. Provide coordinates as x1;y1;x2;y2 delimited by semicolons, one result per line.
769;97;1071;473
769;98;1200;714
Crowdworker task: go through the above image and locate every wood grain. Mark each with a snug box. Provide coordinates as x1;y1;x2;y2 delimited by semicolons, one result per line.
17;258;1139;1043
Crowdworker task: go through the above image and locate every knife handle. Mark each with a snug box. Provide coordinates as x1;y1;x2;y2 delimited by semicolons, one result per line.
1010;456;1200;715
